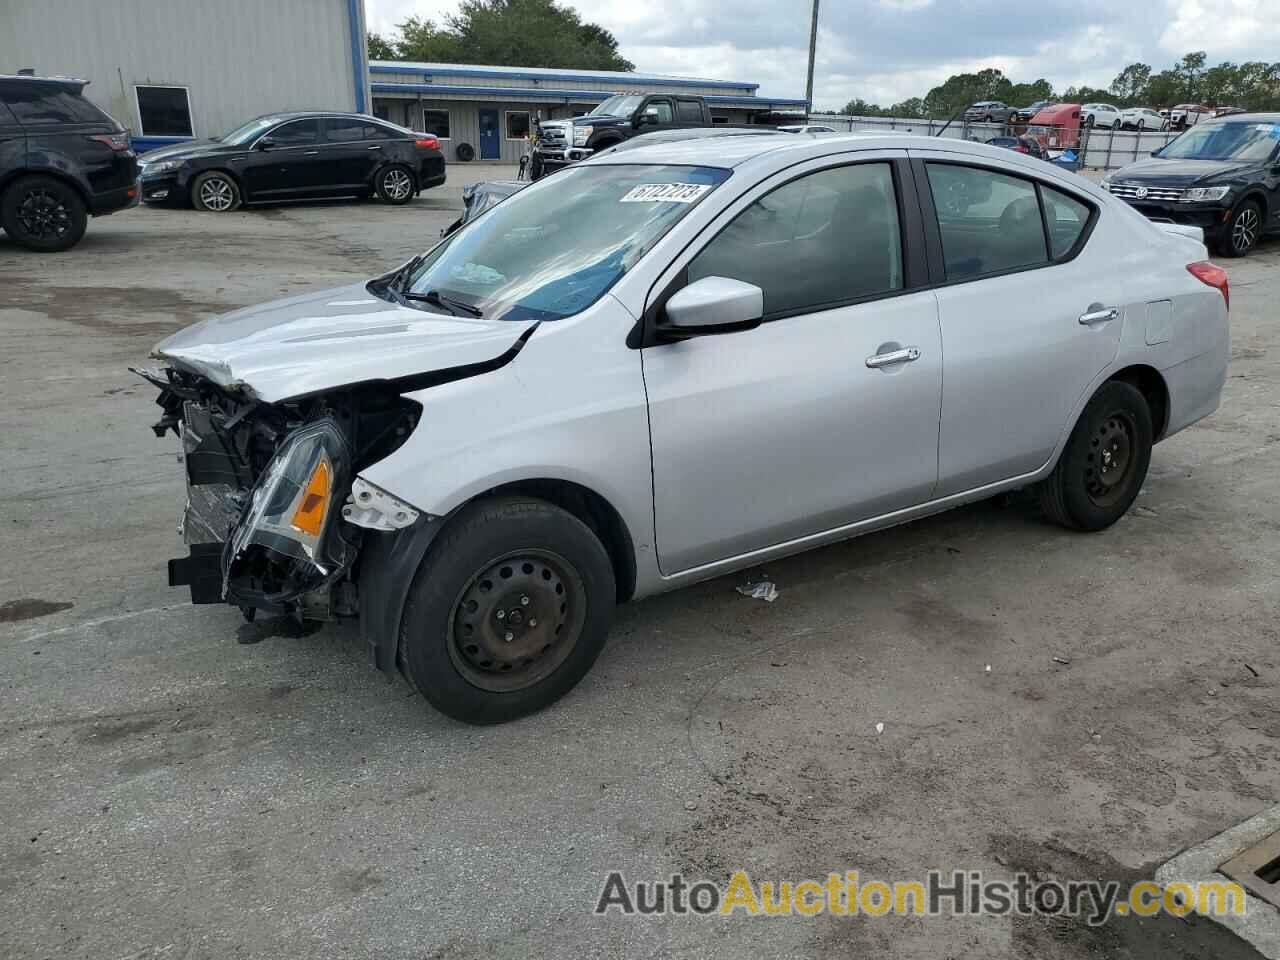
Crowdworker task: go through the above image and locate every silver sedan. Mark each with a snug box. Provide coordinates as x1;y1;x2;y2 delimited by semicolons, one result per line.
149;133;1230;723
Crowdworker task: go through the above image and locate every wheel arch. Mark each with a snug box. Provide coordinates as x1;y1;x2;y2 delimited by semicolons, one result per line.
1106;363;1170;441
0;167;91;211
474;478;637;603
357;476;638;678
1236;188;1268;221
374;158;417;191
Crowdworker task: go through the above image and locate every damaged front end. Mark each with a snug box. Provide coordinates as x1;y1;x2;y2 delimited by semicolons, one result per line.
139;366;422;620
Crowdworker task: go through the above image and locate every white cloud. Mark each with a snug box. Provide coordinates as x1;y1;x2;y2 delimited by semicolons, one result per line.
1159;0;1280;56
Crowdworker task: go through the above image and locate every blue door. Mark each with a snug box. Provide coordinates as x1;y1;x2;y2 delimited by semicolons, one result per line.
478;109;500;160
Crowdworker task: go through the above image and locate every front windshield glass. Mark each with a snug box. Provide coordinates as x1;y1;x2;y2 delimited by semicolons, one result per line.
1158;122;1280;162
590;95;645;118
220;117;280;144
403;164;730;322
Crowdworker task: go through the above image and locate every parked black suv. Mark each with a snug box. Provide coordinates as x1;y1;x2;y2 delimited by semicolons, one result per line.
1102;113;1280;257
0;75;138;251
137;112;445;212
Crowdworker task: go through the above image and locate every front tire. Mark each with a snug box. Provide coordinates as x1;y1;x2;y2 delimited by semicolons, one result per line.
1039;381;1153;532
399;497;616;724
376;164;415;205
1112;120;1121;130
191;171;241;212
1218;200;1262;258
1;175;87;251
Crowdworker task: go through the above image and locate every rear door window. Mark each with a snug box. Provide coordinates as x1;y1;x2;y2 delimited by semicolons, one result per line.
925;163;1047;280
677;100;702;122
324;118;366;142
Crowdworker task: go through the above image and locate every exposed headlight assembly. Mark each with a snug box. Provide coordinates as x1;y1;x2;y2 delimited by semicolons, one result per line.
573;125;593;146
1180;186;1231;202
225;417;351;600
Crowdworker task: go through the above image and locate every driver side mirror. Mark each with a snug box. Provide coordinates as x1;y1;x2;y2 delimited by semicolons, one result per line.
636;108;660;128
659;276;764;338
256;136;277;151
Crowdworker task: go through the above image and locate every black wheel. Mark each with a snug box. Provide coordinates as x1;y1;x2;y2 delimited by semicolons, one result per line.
399;496;615;724
191;171;241;212
1112;119;1121;130
1;175;87;251
1039;381;1153;532
376;164;414;204
1137;119;1145;131
1218;200;1261;258
455;142;475;162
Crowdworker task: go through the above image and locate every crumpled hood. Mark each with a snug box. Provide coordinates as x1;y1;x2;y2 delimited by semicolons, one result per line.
153;282;536;402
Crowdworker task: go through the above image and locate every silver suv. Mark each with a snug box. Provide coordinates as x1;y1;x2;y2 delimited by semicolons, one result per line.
146;134;1230;723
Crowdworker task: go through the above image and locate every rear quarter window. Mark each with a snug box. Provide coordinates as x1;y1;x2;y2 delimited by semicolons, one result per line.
3;84;111;125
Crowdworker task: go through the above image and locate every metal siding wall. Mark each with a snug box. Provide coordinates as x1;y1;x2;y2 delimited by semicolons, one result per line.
0;0;360;138
380;96;571;163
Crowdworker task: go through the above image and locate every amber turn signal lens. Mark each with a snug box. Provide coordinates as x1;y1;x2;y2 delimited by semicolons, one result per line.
291;458;332;536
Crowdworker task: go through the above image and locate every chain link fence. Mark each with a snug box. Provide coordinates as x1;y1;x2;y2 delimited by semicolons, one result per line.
806;115;1182;171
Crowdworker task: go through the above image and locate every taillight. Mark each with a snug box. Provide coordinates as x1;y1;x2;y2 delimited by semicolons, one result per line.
1187;261;1229;310
88;133;131;151
414;136;439;150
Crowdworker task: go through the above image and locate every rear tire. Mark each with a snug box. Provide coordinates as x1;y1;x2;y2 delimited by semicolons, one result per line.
1112;119;1121;130
399;496;616;724
1039;381;1153;532
1;175;87;251
376;164;415;205
1217;200;1261;258
191;171;241;212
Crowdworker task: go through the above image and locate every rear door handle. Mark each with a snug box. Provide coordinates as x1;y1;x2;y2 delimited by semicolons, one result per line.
865;346;921;368
1079;307;1119;325
367;145;382;150
303;150;320;156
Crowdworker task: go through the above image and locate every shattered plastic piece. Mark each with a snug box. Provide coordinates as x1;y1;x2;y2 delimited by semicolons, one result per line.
736;580;779;602
1052;656;1071;665
874;722;885;735
984;664;992;673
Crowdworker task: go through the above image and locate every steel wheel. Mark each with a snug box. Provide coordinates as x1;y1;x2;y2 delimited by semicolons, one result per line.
16;187;73;241
380;167;413;202
447;549;586;693
198;176;236;212
1232;205;1260;254
1084;413;1136;509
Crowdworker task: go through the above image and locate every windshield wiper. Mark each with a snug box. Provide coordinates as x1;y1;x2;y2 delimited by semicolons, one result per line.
401;289;484;318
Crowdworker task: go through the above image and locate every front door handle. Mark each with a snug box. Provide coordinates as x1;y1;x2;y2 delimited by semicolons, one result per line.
367;145;382;150
303;150;320;156
1079;307;1119;325
865;346;921;368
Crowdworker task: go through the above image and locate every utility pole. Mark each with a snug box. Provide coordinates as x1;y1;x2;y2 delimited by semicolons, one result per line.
804;0;820;117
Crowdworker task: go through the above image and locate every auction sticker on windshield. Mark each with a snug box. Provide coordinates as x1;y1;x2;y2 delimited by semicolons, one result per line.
620;183;713;203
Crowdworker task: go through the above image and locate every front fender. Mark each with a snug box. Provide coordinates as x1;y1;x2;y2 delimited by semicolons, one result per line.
358;516;447;673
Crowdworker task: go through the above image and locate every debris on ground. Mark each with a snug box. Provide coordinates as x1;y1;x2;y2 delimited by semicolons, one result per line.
736;580;779;602
874;722;885;735
1052;656;1071;665
684;800;698;811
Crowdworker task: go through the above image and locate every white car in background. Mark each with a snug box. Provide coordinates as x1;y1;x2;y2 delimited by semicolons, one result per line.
778;124;837;134
1120;107;1169;131
1083;103;1122;128
1170;104;1212;129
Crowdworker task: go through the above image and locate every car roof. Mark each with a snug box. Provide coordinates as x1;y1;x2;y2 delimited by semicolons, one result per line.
585;130;1062;173
1201;112;1280;124
0;74;87;90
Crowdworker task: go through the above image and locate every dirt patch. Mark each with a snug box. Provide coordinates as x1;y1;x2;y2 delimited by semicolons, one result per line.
0;598;73;623
8;280;234;338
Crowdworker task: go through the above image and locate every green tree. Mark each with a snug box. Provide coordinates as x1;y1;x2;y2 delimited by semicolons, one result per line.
1109;63;1151;104
391;16;464;62
889;97;926;118
841;98;885;116
922;68;1013;118
1174;51;1207;100
367;32;396;60
373;0;633;71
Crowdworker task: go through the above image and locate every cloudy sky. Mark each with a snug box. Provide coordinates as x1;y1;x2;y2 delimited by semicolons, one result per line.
366;0;1279;110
